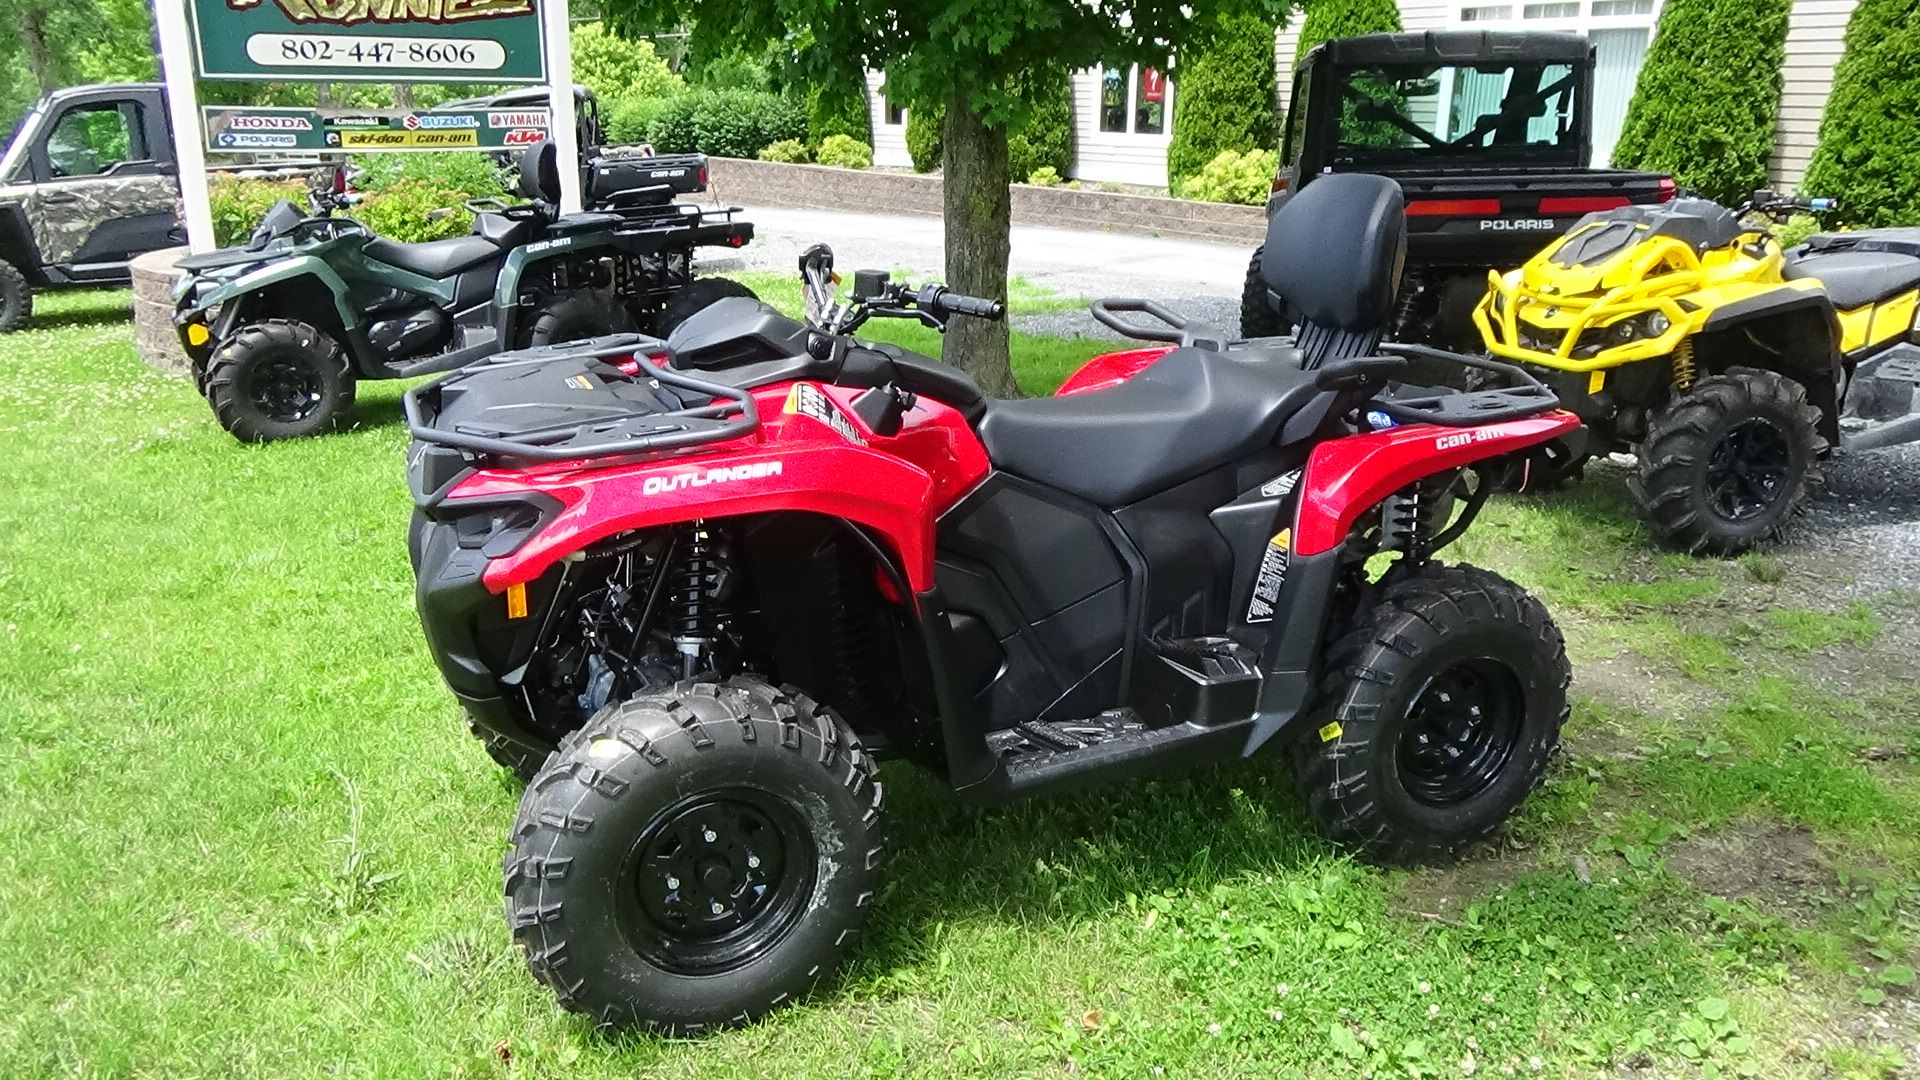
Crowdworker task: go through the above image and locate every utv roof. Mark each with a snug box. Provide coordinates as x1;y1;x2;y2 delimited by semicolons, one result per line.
438;85;596;110
1306;30;1591;67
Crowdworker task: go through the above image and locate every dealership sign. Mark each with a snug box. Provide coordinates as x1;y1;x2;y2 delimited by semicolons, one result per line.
190;0;545;82
202;106;552;152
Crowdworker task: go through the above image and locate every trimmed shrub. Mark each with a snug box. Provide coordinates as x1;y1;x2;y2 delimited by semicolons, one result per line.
1168;15;1280;187
648;95;701;153
1008;72;1075;181
355;181;477;243
606;95;670;146
1802;0;1920;227
1026;166;1064;186
1611;0;1791;205
647;89;807;158
1180;149;1279;205
905;102;945;172
209;176;306;248
1293;0;1401;62
353;151;508;199
807;66;874;149
570;23;683;105
758;139;810;163
816;134;873;169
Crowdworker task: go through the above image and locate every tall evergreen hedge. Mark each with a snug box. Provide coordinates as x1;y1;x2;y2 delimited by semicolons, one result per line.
1292;0;1401;63
1610;0;1790;205
906;104;944;172
1167;15;1280;187
1802;0;1920;226
1008;72;1075;182
807;64;874;150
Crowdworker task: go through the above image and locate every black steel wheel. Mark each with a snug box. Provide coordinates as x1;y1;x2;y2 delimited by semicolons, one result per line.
506;677;884;1034
1630;366;1825;555
202;319;355;443
622;788;813;976
1293;563;1569;864
1394;659;1525;806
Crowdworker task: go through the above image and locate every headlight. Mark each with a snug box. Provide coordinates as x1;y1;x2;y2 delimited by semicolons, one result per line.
1574;311;1670;356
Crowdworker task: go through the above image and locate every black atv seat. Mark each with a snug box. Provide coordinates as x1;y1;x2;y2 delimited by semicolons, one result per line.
977;346;1326;508
1784;250;1920;309
365;234;502;279
547;211;628;234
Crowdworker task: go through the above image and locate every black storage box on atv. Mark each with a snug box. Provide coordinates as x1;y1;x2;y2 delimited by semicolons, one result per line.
586;152;709;208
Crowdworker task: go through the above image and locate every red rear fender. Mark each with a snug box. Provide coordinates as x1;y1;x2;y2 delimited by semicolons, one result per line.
1292;412;1580;557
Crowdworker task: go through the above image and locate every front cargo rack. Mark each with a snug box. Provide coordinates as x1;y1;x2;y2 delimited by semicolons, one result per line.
404;335;760;463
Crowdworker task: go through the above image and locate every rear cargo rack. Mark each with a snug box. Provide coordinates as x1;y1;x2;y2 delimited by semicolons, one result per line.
404;337;760;463
1373;343;1563;425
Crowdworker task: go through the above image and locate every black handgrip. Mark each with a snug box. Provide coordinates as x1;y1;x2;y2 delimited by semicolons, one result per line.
928;288;1004;320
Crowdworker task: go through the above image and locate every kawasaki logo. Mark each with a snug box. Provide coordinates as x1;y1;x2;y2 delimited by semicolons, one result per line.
642;461;783;496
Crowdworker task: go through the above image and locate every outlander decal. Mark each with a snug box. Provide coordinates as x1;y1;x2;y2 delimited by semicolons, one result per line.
641;461;784;496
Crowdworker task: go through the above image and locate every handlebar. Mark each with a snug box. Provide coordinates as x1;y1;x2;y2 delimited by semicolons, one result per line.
927;288;1004;321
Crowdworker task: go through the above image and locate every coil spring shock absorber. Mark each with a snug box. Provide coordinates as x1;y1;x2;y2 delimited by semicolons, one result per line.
670;523;717;677
1379;474;1453;559
1671;339;1698;391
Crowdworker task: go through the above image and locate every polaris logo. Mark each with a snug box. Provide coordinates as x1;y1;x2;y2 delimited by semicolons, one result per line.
642;461;783;496
1482;219;1558;231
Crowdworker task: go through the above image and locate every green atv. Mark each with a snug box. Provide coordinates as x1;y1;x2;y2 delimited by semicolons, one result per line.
172;142;754;442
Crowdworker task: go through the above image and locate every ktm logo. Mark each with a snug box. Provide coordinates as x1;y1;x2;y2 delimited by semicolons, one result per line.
227;0;530;25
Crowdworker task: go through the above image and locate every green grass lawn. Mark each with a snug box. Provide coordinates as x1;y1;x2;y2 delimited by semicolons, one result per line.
2;288;1917;1078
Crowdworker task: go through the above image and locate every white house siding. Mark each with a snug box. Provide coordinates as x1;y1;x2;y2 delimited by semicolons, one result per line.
867;71;912;170
1772;0;1854;189
1069;70;1175;187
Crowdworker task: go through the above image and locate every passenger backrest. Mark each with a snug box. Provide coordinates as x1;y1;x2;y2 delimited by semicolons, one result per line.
1261;173;1407;367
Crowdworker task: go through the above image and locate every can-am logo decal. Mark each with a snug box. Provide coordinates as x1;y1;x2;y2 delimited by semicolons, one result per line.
1434;428;1508;451
1259;469;1300;499
1481;219;1558;231
642;461;783;496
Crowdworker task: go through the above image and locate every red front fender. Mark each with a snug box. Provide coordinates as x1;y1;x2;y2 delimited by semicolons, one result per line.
1292;411;1580;557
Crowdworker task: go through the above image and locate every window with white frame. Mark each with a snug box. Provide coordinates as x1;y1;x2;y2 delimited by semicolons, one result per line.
1098;65;1172;135
882;97;905;126
1452;0;1662;165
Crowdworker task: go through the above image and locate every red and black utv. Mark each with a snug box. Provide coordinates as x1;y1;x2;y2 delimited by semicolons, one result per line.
406;174;1579;1033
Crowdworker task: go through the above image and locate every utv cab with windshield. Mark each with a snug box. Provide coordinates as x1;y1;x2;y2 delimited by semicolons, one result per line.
1243;31;1674;348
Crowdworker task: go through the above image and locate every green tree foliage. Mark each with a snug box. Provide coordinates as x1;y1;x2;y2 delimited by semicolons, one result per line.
609;0;1290;394
806;64;874;149
1802;0;1920;227
1292;0;1401;62
1611;0;1791;205
1006;72;1073;181
1167;14;1278;187
905;101;945;172
571;22;684;104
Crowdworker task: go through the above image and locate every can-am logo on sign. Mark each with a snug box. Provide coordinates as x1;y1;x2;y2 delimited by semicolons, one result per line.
642;461;784;496
229;114;313;130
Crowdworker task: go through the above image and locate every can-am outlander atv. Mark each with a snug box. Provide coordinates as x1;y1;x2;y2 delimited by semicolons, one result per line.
1476;190;1920;553
172;142;753;442
406;174;1578;1033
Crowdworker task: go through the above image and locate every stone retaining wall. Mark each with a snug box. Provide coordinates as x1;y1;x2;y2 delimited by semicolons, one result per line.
131;247;188;376
703;158;1266;246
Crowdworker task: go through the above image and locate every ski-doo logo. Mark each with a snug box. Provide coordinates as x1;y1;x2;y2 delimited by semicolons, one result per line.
642;461;783;496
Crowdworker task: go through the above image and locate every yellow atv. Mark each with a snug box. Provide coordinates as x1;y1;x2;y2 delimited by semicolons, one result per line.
1474;191;1920;554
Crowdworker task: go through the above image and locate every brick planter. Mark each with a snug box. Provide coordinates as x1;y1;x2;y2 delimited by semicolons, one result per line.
131;246;189;377
703;158;1266;246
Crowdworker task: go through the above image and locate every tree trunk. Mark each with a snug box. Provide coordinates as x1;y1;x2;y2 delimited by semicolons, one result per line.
941;93;1019;398
392;84;415;110
317;82;335;109
22;10;53;94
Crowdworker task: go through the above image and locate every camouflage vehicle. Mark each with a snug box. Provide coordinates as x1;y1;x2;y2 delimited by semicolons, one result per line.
0;84;185;332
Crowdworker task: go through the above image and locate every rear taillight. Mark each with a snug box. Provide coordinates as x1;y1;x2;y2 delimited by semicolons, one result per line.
1270;174;1290;195
1538;196;1630;214
1406;198;1502;217
1657;176;1678;202
331;165;349;195
698;164;709;186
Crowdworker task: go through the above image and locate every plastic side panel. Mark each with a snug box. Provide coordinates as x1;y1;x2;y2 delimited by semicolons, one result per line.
1055;346;1174;396
1293;412;1581;557
454;394;943;593
814;383;990;514
202;256;356;328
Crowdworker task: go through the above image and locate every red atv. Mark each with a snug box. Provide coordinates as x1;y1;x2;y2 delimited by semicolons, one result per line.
406;174;1579;1033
